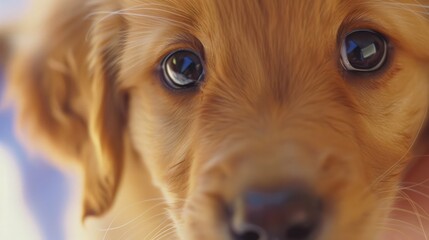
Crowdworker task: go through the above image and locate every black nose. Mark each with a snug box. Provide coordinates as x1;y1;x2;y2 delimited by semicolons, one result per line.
230;187;323;240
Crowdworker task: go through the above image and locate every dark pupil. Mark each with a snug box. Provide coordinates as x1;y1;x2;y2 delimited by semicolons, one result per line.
166;51;203;86
345;31;385;70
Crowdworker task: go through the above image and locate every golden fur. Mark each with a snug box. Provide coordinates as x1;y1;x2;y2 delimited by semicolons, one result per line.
5;0;429;239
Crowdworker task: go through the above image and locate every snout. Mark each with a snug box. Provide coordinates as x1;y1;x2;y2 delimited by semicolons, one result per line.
229;187;323;240
186;139;366;240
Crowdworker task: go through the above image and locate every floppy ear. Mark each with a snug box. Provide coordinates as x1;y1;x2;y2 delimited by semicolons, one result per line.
6;0;127;218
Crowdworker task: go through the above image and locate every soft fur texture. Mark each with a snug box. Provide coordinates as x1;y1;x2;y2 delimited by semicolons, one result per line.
5;0;429;239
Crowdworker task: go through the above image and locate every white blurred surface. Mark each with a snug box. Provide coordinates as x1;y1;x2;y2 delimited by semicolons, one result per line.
0;145;42;240
0;2;74;239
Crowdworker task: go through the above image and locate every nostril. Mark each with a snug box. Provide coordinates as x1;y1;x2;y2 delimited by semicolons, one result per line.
232;224;266;240
285;222;316;240
238;231;260;240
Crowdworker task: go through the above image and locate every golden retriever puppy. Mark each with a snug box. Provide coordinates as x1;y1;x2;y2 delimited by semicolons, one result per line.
5;0;429;239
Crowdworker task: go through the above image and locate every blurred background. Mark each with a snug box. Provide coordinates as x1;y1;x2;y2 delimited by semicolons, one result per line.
0;1;74;240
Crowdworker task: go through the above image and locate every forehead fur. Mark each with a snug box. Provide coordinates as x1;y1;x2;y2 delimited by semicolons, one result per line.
119;0;429;87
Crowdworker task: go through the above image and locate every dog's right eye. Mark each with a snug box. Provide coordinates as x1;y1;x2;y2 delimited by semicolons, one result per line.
161;49;205;90
340;30;388;72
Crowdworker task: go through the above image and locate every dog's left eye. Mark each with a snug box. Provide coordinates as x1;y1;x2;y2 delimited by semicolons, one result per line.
340;30;388;72
161;49;205;89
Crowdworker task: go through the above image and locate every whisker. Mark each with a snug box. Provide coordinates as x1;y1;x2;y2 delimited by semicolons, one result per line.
382;206;429;221
100;197;185;239
400;187;429;202
86;2;195;42
102;202;166;239
100;198;167;231
150;224;176;240
381;190;429;220
400;191;429;240
379;221;422;236
143;217;173;240
85;4;145;41
398;190;429;219
401;182;429;192
378;178;429;196
117;211;171;240
383;217;426;231
152;229;176;240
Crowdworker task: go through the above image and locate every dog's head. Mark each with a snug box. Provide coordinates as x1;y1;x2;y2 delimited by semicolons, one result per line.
6;0;429;239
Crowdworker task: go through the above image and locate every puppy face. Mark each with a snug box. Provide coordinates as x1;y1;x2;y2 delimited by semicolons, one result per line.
120;0;429;239
7;0;429;239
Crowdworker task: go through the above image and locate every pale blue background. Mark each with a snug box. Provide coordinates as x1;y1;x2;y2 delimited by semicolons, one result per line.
0;1;71;239
0;66;71;240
